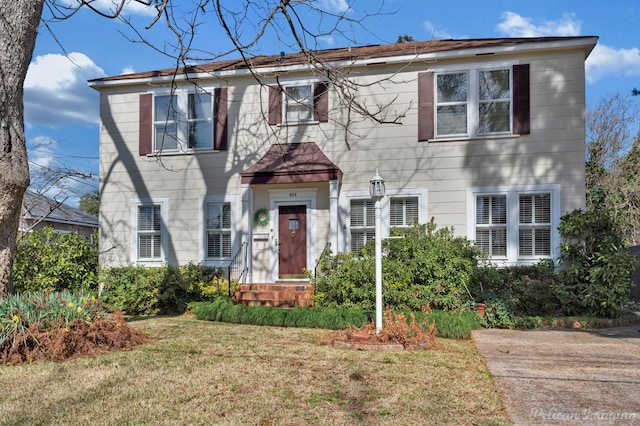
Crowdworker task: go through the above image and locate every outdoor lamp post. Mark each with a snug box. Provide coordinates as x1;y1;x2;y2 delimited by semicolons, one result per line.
369;169;385;332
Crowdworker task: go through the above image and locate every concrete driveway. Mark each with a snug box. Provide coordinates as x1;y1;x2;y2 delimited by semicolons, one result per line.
473;323;640;425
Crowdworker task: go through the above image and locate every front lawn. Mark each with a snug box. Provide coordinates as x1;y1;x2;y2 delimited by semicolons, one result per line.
0;316;510;425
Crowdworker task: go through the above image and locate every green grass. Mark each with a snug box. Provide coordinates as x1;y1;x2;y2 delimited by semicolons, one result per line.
0;315;511;425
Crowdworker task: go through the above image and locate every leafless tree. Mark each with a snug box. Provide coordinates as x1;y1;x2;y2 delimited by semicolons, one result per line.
0;0;407;295
586;94;640;245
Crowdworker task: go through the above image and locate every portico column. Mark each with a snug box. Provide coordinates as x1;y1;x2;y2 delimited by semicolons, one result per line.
329;179;339;252
241;183;252;282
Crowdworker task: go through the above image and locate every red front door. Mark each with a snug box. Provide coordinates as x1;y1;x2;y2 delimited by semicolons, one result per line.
278;205;307;279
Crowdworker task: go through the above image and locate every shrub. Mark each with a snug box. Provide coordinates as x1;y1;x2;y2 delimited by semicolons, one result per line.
189;299;481;339
470;261;561;317
557;208;638;317
189;298;371;330
12;227;98;294
100;263;226;315
312;219;479;311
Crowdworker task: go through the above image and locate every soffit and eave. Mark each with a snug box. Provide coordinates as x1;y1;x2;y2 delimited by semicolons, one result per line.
89;36;598;90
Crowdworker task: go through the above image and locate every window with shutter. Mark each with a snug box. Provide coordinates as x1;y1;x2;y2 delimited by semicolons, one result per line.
269;81;329;125
419;64;529;141
142;87;226;155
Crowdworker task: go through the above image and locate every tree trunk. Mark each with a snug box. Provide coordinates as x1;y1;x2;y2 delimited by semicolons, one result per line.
0;1;45;296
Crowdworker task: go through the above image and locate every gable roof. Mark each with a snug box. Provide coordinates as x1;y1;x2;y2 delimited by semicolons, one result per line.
22;191;98;228
89;36;598;86
241;142;342;185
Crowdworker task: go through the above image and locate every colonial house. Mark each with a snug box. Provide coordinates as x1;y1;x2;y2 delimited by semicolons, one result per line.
89;36;597;306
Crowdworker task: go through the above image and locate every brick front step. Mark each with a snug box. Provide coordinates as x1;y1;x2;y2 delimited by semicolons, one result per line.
234;282;314;308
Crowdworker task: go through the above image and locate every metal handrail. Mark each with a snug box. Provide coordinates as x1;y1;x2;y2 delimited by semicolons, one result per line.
313;242;332;277
227;241;249;296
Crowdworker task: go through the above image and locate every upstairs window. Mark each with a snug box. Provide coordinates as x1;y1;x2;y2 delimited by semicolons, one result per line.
436;72;468;136
418;64;529;141
153;91;213;152
435;68;511;138
284;84;314;123
478;69;511;134
139;88;227;156
268;81;329;125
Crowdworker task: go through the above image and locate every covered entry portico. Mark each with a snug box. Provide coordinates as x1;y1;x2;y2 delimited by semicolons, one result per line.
238;143;342;306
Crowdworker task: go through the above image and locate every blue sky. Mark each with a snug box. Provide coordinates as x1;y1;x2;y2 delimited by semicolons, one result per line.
26;0;640;206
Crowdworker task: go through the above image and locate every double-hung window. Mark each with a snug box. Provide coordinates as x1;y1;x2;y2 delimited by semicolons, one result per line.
475;195;507;258
435;67;511;138
419;63;529;141
350;199;375;252
518;194;551;257
153;90;213;152
478;69;511;134
436;72;469;136
268;81;329;125
468;186;558;264
390;197;419;228
284;84;314;123
137;204;162;260
206;202;232;258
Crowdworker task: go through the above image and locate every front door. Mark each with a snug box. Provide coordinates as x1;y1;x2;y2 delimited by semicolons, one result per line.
278;205;307;279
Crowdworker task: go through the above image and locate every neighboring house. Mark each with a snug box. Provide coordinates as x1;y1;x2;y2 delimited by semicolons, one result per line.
21;191;99;239
89;37;597;292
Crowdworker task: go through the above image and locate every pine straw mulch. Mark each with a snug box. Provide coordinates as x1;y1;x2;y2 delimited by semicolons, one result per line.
321;308;441;350
1;311;150;365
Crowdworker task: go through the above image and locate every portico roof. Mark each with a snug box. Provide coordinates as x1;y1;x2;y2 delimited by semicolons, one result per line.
240;142;342;185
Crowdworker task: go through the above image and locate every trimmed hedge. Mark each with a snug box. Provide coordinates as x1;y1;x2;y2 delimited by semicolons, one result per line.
189;298;483;339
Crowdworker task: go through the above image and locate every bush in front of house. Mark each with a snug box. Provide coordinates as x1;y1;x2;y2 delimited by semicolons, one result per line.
189;297;482;339
12;227;98;294
313;219;480;311
470;260;561;320
99;263;227;315
556;208;638;317
189;297;371;329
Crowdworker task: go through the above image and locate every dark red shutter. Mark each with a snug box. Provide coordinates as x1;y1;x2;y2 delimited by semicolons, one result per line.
139;93;153;155
513;64;530;135
214;87;228;151
268;85;282;125
417;72;434;141
313;81;329;122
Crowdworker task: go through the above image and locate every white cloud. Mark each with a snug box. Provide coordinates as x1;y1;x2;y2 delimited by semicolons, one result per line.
497;12;581;37
586;44;640;84
423;20;453;40
27;136;58;172
121;66;136;75
496;11;640;85
24;52;106;127
57;0;157;18
317;0;351;14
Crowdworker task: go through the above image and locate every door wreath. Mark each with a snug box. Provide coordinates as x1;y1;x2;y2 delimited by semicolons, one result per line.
254;207;270;226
